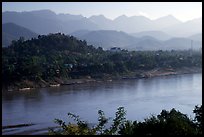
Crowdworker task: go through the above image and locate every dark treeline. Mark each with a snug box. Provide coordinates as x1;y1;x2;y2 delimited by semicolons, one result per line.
2;33;202;88
49;105;202;135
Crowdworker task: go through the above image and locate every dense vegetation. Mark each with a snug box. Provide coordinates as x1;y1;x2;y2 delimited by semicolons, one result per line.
49;105;202;135
2;33;202;89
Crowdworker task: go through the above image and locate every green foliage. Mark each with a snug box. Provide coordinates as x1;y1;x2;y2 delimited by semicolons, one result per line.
93;110;109;134
119;106;202;136
193;105;202;134
48;113;93;135
49;107;126;135
2;33;202;88
106;107;126;135
49;106;202;135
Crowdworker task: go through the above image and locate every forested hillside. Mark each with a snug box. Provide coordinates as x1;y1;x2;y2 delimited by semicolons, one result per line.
2;33;202;90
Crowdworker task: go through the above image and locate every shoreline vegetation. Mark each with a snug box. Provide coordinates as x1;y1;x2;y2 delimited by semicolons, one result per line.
2;33;202;92
3;67;202;92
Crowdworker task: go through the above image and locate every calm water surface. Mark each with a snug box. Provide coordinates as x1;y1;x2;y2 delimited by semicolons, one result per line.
2;73;202;134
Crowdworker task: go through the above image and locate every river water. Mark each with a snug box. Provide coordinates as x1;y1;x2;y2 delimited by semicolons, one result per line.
2;73;202;135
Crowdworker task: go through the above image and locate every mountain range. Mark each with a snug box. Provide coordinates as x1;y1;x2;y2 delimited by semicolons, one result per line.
2;10;202;50
71;30;202;51
2;10;202;37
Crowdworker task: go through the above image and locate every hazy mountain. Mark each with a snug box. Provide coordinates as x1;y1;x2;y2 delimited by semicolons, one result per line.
89;15;113;29
129;37;202;51
57;13;84;22
111;15;183;33
2;10;201;37
188;33;202;42
131;31;172;41
2;23;38;47
2;10;62;34
2;10;99;34
138;35;159;41
154;15;182;29
72;30;139;49
127;38;163;51
165;18;202;37
71;30;201;51
112;15;155;33
2;9;202;50
163;37;202;50
28;9;57;19
62;17;99;34
70;30;91;38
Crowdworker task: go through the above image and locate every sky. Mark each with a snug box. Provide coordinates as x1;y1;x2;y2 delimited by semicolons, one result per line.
2;2;202;22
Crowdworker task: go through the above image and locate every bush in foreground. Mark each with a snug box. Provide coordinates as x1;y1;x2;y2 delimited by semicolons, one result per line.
49;105;202;135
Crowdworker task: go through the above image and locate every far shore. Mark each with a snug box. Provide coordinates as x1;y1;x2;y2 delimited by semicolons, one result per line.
2;67;202;92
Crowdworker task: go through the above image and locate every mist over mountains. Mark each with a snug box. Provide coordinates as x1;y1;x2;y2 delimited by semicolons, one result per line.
2;23;38;47
71;30;202;51
2;9;202;50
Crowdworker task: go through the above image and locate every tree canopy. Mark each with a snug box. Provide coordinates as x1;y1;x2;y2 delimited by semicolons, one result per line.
2;33;202;89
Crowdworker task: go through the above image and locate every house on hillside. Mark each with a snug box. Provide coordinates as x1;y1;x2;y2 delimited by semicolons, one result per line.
110;47;121;52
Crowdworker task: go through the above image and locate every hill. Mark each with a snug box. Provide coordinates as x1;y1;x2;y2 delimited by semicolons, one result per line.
188;33;202;42
71;30;202;51
2;33;202;91
2;23;38;47
130;31;172;41
165;18;202;37
163;37;202;50
71;30;139;49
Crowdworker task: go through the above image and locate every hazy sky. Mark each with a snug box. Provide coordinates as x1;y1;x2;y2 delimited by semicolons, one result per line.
2;2;202;22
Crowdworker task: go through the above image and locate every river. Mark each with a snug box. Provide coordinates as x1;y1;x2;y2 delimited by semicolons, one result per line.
2;73;202;135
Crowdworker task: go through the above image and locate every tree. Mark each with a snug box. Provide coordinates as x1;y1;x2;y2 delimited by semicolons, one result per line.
119;108;198;136
193;105;202;134
49;107;126;135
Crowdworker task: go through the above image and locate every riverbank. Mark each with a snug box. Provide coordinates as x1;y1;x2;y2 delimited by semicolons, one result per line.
2;67;202;92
